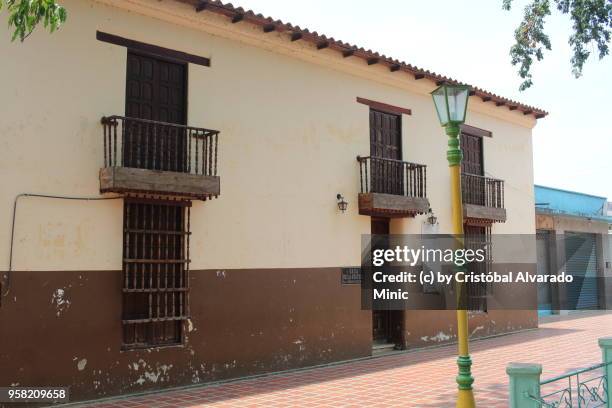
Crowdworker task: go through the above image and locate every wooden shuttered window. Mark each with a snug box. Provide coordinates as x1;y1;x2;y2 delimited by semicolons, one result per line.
122;198;190;348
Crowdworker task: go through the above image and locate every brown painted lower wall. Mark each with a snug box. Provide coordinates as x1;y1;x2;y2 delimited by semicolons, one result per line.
401;284;539;348
402;310;538;349
0;268;371;402
0;268;538;403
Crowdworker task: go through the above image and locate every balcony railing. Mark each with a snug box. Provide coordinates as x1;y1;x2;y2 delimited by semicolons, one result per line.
461;173;506;223
356;156;429;217
357;156;427;198
101;115;219;176
461;173;504;208
100;116;220;199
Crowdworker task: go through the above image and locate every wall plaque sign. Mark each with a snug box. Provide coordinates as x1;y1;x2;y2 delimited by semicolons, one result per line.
341;267;362;284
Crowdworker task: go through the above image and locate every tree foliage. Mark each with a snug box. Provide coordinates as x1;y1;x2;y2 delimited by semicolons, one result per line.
1;0;66;42
503;0;612;90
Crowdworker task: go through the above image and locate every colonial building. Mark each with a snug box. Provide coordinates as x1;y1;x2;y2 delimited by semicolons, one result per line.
0;0;546;402
534;186;612;315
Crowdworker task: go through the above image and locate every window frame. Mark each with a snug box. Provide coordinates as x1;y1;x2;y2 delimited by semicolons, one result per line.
121;197;191;350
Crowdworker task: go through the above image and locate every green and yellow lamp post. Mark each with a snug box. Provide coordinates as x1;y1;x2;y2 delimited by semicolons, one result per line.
431;83;475;408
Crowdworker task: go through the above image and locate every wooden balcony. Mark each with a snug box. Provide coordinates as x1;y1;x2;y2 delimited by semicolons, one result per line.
461;173;506;224
99;116;220;200
357;156;429;218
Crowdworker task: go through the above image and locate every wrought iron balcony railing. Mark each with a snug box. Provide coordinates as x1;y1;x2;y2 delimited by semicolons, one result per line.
356;156;429;217
100;116;220;200
357;156;427;198
101;115;219;176
461;173;504;208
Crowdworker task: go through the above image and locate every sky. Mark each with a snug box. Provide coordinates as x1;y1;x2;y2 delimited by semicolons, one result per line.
233;0;612;201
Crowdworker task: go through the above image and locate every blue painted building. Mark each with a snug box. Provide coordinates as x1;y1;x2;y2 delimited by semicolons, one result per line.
534;186;612;316
535;185;612;222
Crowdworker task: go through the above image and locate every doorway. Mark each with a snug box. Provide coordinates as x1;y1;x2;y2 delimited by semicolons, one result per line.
371;217;403;350
369;109;403;195
124;51;188;172
460;132;483;176
565;232;599;310
460;131;485;206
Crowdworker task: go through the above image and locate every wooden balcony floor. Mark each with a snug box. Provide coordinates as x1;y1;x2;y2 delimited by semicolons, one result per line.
463;203;507;224
358;192;430;218
99;167;220;200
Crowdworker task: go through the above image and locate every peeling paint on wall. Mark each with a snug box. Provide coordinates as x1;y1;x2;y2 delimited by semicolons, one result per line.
421;331;452;342
51;288;71;317
77;358;87;371
2;267;374;402
129;360;173;386
470;325;484;337
293;338;306;352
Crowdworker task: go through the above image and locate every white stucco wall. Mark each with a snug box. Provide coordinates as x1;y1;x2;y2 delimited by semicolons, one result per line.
0;0;538;272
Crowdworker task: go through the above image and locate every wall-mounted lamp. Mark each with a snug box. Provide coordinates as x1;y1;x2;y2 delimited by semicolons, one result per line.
426;208;438;225
336;194;348;213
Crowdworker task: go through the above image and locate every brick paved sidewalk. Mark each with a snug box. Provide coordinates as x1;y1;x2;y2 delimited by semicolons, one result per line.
80;312;611;408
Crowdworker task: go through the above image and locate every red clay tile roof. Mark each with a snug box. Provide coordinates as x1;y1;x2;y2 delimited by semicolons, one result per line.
180;0;548;118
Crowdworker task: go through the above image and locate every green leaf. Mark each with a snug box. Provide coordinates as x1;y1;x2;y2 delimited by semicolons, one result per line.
2;0;67;42
503;0;612;90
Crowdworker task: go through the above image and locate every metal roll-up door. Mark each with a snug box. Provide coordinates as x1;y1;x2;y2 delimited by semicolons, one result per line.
565;232;599;309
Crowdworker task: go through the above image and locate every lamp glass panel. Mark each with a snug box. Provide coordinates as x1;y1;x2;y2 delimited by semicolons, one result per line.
447;87;468;122
432;87;449;125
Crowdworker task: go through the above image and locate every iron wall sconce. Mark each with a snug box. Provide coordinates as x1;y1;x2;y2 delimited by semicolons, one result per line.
337;194;348;213
427;208;438;225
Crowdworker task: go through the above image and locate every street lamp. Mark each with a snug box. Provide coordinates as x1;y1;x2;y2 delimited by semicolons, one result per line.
431;84;469;127
431;82;475;408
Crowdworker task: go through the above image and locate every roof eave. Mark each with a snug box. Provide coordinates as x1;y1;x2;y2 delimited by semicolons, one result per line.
182;0;548;119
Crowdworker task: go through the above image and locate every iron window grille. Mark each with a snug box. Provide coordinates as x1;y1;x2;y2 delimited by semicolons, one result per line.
464;225;492;312
122;198;191;349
